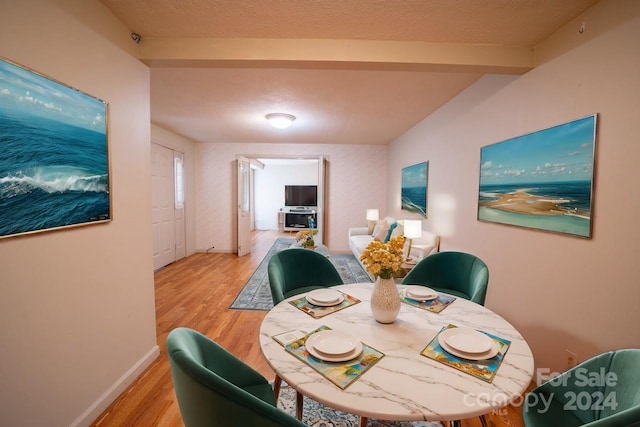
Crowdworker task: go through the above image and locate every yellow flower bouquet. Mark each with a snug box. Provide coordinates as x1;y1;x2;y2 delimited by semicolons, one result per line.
295;229;318;248
359;235;406;279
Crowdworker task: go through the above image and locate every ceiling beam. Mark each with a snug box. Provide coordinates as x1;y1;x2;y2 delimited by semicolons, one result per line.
138;38;533;74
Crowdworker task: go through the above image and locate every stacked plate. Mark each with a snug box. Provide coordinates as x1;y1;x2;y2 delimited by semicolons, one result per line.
438;327;499;360
306;330;363;362
306;289;344;307
403;285;438;301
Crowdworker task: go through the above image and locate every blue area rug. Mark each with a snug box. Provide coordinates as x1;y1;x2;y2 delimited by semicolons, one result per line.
278;386;441;427
230;238;372;311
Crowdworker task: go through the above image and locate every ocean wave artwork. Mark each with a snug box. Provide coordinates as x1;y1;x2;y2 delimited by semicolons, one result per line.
401;161;428;217
477;115;597;238
0;58;110;238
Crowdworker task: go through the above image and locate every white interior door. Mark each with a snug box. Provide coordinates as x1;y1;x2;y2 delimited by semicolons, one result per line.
237;155;251;256
151;143;175;269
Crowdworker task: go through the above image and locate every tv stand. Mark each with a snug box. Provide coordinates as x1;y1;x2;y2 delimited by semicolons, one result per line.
283;207;317;231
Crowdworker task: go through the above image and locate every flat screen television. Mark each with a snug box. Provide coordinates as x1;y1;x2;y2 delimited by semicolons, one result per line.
284;185;317;207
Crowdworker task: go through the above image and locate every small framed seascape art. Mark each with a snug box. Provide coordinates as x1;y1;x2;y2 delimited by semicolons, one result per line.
401;161;428;218
0;58;110;239
478;114;597;238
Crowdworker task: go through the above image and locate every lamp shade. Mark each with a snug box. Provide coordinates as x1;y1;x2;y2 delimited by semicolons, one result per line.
366;209;379;221
403;220;422;239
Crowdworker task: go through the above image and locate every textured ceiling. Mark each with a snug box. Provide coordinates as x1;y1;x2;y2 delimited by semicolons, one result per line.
101;0;600;144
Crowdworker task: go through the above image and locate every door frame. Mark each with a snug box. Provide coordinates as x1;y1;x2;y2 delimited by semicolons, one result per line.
239;154;328;245
236;155;252;256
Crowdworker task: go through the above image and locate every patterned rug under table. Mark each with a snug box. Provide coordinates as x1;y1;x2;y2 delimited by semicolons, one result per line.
278;386;442;427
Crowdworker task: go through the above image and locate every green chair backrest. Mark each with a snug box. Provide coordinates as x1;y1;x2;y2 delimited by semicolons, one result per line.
167;327;306;427
524;349;640;426
402;251;489;305
268;248;344;305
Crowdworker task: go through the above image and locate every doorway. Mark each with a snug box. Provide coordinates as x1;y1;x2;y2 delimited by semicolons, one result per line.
236;155;328;256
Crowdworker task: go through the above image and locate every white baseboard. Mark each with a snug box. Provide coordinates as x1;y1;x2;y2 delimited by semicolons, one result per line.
196;248;234;253
70;345;160;427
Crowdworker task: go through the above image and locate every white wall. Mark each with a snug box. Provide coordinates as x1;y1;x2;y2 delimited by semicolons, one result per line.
0;1;157;426
255;162;318;230
195;143;387;252
388;0;640;374
151;124;198;256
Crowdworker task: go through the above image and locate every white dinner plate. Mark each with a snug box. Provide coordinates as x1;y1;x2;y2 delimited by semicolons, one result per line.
404;286;438;301
438;327;499;360
439;339;499;361
307;330;358;355
440;327;493;353
306;289;344;306
306;331;363;362
307;289;342;303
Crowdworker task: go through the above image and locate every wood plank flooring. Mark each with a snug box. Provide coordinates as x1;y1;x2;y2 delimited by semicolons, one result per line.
92;230;527;427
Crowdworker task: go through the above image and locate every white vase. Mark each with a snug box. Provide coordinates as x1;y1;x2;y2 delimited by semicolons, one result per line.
370;276;401;323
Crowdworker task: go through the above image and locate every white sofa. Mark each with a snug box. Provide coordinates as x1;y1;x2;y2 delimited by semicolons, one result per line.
348;217;440;271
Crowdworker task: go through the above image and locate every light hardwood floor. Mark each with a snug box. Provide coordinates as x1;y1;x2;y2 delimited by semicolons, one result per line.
92;230;527;427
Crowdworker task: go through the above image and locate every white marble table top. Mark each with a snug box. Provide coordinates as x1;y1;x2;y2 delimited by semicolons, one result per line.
259;283;534;422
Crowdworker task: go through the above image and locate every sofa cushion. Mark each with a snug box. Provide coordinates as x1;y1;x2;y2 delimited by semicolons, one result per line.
351;235;374;254
409;244;436;259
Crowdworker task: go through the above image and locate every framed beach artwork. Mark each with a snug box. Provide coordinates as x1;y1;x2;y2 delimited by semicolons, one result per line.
478;114;597;238
401;161;428;218
0;58;110;239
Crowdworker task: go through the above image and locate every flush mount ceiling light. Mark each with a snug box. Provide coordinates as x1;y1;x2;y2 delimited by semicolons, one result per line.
265;113;296;129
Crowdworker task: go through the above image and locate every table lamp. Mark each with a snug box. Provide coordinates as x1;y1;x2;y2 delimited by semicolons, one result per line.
366;209;379;234
403;220;422;262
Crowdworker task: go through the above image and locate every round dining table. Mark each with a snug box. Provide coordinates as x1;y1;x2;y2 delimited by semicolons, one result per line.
259;283;534;425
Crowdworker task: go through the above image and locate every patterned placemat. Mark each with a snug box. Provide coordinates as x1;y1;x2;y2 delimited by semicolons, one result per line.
400;291;456;313
421;324;511;383
280;325;384;389
289;292;361;318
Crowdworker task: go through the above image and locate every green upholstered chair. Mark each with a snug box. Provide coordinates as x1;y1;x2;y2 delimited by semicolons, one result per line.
267;247;343;410
268;248;344;305
402;251;489;305
523;349;640;426
167;327;306;427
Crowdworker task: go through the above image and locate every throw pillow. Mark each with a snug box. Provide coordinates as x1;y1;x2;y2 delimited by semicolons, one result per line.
390;224;404;239
373;221;390;241
371;219;387;237
384;223;398;242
